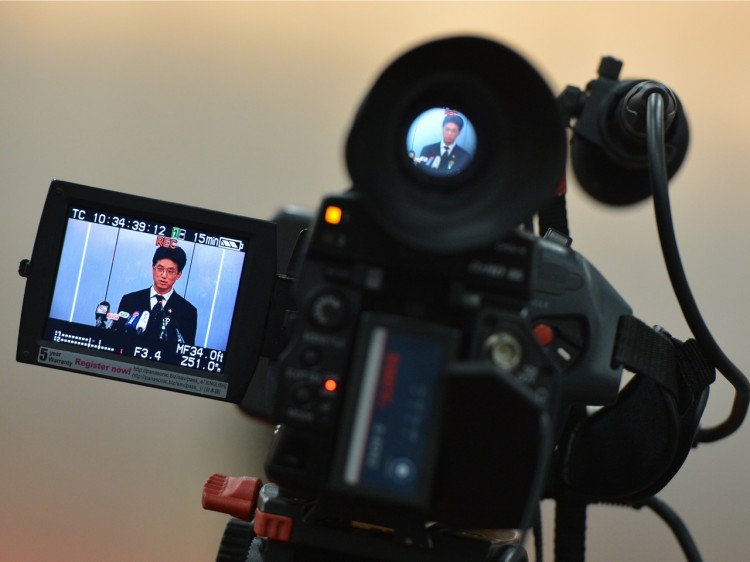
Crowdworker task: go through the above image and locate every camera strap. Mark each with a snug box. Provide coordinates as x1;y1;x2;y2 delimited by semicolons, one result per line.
613;315;715;410
550;316;714;562
557;314;714;504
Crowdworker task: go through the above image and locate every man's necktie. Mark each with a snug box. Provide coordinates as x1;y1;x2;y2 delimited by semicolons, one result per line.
440;147;450;170
152;295;165;316
152;295;168;340
151;295;164;330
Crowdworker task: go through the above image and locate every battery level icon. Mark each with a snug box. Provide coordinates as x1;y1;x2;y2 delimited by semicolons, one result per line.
219;237;244;251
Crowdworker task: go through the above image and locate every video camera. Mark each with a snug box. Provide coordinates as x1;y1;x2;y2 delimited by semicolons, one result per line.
16;37;745;561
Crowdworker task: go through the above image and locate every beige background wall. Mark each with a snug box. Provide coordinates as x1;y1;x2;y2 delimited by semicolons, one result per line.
2;3;749;561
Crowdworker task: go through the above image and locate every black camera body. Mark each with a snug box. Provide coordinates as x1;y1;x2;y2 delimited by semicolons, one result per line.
258;36;632;532
265;188;630;531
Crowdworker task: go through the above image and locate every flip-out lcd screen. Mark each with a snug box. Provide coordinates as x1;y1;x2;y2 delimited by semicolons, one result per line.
17;181;277;402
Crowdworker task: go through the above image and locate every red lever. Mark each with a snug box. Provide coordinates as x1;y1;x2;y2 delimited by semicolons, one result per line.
202;473;262;521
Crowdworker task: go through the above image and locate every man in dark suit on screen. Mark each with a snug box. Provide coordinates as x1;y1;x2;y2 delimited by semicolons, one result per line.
418;114;472;175
117;245;197;346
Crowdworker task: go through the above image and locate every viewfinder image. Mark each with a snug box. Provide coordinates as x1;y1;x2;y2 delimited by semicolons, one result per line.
406;108;477;177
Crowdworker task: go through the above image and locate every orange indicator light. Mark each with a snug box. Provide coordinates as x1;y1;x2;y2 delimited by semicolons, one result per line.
324;205;343;225
324;379;338;392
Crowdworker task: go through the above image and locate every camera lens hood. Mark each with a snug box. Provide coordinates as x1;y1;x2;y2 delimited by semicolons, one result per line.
346;36;567;253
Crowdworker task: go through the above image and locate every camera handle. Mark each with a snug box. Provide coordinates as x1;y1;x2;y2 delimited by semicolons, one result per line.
549;316;714;562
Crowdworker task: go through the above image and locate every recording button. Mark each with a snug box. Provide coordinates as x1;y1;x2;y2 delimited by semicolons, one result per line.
532;323;555;347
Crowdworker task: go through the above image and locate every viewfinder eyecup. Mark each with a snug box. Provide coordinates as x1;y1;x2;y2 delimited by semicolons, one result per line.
346;36;567;253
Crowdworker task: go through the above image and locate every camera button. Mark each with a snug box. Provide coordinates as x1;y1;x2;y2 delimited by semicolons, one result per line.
323;265;352;282
532;323;555;347
291;383;313;405
309;290;349;329
301;347;321;366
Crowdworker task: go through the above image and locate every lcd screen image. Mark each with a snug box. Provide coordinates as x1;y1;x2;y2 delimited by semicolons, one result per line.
44;206;247;377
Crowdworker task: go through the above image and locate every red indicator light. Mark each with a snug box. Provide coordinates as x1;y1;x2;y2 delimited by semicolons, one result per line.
324;379;338;392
